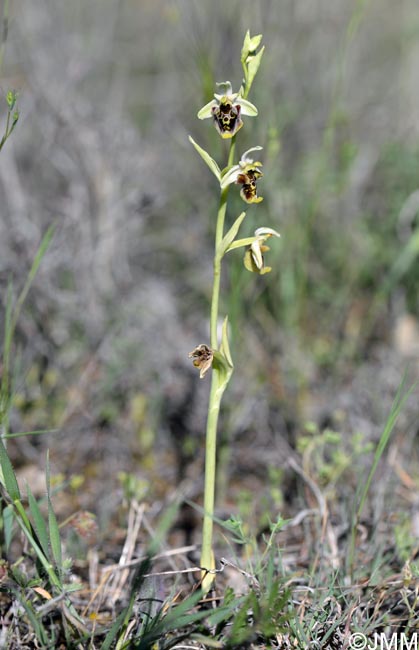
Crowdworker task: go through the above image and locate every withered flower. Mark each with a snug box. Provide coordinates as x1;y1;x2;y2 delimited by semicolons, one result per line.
243;227;280;274
188;344;214;379
197;82;258;139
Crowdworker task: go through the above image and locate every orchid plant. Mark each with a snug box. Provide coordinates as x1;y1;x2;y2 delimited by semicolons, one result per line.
188;31;280;592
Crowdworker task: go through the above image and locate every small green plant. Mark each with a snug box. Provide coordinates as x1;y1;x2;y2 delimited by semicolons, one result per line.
0;89;19;151
187;31;280;591
347;373;416;577
0;230;85;646
0;0;19;154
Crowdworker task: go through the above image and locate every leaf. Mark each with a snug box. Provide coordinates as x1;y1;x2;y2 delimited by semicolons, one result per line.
0;437;21;501
188;136;221;182
226;236;257;253
1;283;14;423
11;225;55;335
3;505;14;551
101;607;130;650
27;483;49;559
246;46;265;92
136;591;216;646
220;317;233;368
32;586;53;600
241;31;263;64
216;212;246;257
7;585;50;645
46;452;62;571
348;373;417;574
189;635;224;648
212;327;234;402
212;351;233;402
3;428;58;439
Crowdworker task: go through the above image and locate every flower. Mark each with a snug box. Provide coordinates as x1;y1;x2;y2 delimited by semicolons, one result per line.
197;82;258;139
221;147;264;203
243;227;280;274
237;162;263;204
188;344;214;378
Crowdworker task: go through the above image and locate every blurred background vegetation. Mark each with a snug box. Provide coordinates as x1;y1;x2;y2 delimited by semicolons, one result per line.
1;0;419;534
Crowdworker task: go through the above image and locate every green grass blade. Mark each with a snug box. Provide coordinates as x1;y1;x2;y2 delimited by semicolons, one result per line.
26;482;50;560
188;136;221;181
12;500;61;590
10;225;55;335
0;437;21;500
1;227;54;438
8;585;51;646
3;503;13;550
348;372;416;573
46;451;62;571
3;428;58;439
101;608;131;650
134;591;213;647
356;373;414;520
0;283;13;432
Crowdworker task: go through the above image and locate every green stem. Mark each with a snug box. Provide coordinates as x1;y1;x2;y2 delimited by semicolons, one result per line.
210;141;236;349
200;375;223;589
201;138;236;591
210;190;226;350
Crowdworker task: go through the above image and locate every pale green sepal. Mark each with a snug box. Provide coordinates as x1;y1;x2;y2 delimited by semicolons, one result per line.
215;81;233;96
246;46;265;92
237;97;258;116
220;165;240;189
241;145;263;161
197;99;217;119
216;211;246;258
244;248;256;273
189;136;221;181
226;236;257;252
251;239;264;269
